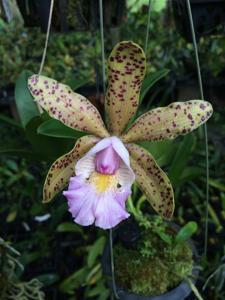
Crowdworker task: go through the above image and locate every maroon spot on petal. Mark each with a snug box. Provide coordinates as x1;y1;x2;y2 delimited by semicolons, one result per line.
200;103;206;110
187;113;193;120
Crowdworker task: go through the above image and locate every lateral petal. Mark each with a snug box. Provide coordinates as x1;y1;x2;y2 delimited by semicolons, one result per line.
122;100;213;143
43;135;100;203
126;143;174;219
28;75;109;138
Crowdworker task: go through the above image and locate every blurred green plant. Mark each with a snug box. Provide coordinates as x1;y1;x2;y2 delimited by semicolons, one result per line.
59;235;109;300
0;3;225;299
203;256;225;299
0;237;45;300
0;18;95;89
121;5;225;78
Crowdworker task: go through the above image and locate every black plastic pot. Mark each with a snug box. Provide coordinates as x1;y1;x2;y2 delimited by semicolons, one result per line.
172;0;225;42
102;221;199;300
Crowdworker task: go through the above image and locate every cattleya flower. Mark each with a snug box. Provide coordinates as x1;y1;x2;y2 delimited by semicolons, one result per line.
28;41;213;229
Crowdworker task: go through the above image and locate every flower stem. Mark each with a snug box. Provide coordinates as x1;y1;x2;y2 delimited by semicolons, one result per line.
109;228;119;299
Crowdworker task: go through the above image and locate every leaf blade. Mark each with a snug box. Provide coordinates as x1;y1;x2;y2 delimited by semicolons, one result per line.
175;221;198;244
37;119;87;139
15;70;40;127
140;68;170;103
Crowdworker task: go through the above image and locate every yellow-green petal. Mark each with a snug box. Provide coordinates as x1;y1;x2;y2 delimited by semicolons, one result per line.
105;41;146;135
122;100;213;143
28;75;109;138
126;143;174;219
43;135;100;203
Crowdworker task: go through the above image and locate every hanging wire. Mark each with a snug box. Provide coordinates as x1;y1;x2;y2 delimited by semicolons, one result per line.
144;0;154;54
39;0;54;75
36;0;54;114
186;0;209;257
99;0;106;95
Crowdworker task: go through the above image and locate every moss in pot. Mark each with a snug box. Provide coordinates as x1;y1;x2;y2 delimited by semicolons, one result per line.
102;216;199;300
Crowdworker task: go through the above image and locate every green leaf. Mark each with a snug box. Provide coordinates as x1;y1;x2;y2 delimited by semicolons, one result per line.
37;119;86;139
138;139;176;167
168;134;196;186
0;114;22;128
208;179;225;192
20;251;42;266
6;210;17;222
87;236;106;268
208;204;223;233
85;282;109;298
37;273;60;287
180;167;203;182
175;221;198;244
85;263;101;284
59;267;88;294
25;116;73;160
15;70;40;127
0;147;41;160
155;229;172;245
66;77;90;91
185;277;204;300
140;69;170;103
5;160;18;172
98;289;110;300
56;222;83;234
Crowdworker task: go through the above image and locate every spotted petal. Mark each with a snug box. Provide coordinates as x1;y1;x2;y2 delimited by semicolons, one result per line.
105;41;146;135
43;135;100;203
28;75;109;138
122;100;213;143
126;143;174;219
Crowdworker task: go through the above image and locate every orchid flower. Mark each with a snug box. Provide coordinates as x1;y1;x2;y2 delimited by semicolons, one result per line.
28;41;213;229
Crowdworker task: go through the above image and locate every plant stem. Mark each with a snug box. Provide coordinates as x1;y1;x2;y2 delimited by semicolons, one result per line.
109;229;119;299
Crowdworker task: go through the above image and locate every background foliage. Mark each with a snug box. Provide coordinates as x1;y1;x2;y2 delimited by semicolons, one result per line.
0;0;225;299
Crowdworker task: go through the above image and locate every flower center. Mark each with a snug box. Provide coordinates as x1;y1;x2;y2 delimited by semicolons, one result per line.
89;172;117;193
95;145;120;175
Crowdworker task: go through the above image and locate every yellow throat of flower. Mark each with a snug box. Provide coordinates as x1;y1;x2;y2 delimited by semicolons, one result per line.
90;172;117;193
